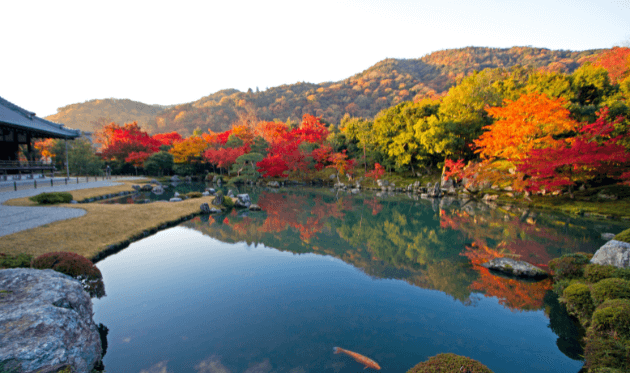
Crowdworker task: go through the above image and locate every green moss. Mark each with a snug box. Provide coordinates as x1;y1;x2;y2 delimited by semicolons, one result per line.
28;192;73;204
406;353;494;373
549;253;591;281
563;282;595;323
0;253;33;268
590;299;630;339
585;264;620;283
591;278;630;307
614;228;630;244
184;191;202;199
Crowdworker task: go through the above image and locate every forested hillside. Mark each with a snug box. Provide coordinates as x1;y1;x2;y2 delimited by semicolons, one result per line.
47;47;602;136
45;98;173;133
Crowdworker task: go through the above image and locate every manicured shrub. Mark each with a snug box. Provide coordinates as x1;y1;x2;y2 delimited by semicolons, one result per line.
32;252;105;298
585;264;619;283
406;353;494;373
0;253;33;268
553;278;576;295
590;299;630;339
32;252;101;280
222;196;235;208
29;192;73;204
614;228;630;244
591;278;630;307
549;253;590;281
584;336;630;372
184;191;202;199
562;282;595;323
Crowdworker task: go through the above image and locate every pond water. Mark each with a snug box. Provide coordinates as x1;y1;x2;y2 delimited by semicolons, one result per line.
92;187;630;373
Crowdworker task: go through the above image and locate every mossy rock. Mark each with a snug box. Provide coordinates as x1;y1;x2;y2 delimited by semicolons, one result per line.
29;192;73;204
585;264;620;283
406;353;494;373
615;228;630;244
584;335;630;372
590;299;630;339
549;253;591;281
562;282;595;323
589;368;626;373
591;278;630;307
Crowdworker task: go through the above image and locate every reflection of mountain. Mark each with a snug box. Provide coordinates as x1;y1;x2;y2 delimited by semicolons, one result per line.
182;188;622;312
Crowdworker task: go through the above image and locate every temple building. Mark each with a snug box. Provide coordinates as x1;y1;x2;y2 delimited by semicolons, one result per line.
0;96;80;178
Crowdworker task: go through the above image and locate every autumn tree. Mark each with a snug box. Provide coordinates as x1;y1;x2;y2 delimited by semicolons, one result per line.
517;108;630;197
170;136;209;164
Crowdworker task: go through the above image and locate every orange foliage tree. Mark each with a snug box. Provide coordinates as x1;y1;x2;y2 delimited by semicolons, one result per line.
169;136;209;164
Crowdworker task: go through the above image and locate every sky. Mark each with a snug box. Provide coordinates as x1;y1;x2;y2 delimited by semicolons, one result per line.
2;0;629;118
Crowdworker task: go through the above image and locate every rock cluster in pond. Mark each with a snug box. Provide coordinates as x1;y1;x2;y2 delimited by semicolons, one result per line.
235;194;251;208
481;257;548;278
0;268;102;373
590;240;630;268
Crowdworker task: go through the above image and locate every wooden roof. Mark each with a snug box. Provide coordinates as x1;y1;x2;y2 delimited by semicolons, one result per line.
0;96;80;139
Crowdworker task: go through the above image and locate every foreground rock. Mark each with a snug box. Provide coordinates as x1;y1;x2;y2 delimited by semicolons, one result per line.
591;240;630;268
0;268;102;373
481;257;548;278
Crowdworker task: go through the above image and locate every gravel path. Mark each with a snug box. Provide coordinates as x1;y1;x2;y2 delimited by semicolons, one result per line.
0;178;141;237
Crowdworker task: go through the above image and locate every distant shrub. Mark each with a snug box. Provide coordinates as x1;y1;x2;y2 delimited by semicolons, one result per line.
406;353;494;373
29;192;73;204
0;253;33;268
222;196;234;208
185;191;202;199
549;253;591;281
590;299;630;339
563;282;595;323
585;264;619;283
591;278;630;307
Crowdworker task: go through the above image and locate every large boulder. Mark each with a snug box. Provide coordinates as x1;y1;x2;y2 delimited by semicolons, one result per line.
591;240;630;268
481;257;548;278
0;268;102;373
234;194;252;208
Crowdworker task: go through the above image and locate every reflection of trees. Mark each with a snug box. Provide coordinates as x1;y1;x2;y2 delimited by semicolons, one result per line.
182;189;616;312
543;291;585;361
461;242;552;311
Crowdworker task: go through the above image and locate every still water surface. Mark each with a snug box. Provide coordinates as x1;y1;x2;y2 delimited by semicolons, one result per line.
92;187;629;373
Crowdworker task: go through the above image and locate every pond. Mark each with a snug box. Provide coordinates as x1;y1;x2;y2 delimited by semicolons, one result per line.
92;187;629;373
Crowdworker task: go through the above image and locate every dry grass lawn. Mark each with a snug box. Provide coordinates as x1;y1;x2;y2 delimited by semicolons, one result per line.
1;180;217;260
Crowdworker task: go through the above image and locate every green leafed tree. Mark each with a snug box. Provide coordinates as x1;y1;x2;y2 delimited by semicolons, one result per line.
143;151;174;176
230;152;264;183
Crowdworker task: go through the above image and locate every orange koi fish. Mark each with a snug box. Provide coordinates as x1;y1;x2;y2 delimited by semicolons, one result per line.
333;346;381;370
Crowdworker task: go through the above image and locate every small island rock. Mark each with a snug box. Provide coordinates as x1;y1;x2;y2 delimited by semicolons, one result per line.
481;257;548;278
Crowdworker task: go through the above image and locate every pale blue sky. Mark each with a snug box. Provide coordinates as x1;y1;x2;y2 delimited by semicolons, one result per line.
2;0;629;118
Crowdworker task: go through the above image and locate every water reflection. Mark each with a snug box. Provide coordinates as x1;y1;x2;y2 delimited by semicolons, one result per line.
182;188;627;313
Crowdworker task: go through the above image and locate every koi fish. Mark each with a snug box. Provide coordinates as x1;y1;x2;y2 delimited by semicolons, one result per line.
333;347;381;370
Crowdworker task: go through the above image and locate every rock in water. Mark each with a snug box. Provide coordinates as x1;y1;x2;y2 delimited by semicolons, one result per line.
0;268;102;373
235;194;251;208
152;185;164;195
248;204;262;211
200;203;211;214
481;257;548;278
591;240;630;268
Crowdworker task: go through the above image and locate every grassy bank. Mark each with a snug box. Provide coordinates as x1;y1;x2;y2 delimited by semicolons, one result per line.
0;180;215;260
